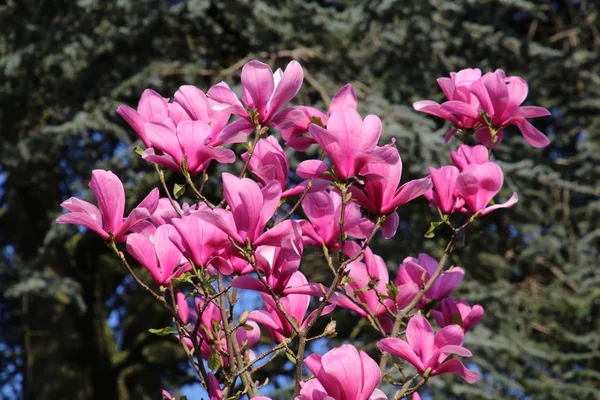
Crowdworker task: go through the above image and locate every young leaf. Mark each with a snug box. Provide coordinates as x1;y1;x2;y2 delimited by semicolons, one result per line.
148;326;177;336
173;183;186;199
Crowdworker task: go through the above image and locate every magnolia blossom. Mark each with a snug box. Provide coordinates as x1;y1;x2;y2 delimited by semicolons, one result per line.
296;108;398;182
281;83;358;150
248;272;335;343
207;60;304;132
231;229;322;296
425;161;518;216
181;297;261;368
197;173;297;248
56;169;159;242
171;212;233;273
297;344;387;400
330;244;394;332
142;119;236;174
117;89;171;148
126;224;190;286
395;253;464;308
431;298;484;332
450;144;489;170
173;85;247;146
413;68;483;142
349;143;432;238
379;315;479;383
300;189;374;248
414;69;551;148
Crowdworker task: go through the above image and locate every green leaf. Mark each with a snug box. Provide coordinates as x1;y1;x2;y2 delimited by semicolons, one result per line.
148;326;177;336
171;271;194;284
424;220;444;238
173;183;186;199
285;350;297;364
208;352;222;371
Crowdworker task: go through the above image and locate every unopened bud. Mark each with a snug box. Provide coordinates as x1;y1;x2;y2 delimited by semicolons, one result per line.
239;310;250;326
323;320;337;338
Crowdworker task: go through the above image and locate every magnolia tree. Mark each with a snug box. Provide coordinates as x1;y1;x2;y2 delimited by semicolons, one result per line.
57;61;550;400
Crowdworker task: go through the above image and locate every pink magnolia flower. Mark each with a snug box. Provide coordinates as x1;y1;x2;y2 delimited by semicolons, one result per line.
232;232;315;296
248;272;335;343
379;315;479;383
243;136;289;189
281;83;358;151
300;189;374;248
207;60;304;132
129;198;184;238
425;162;518;216
424;165;463;215
142;119;236;175
450;144;489;170
171;212;231;272
330;245;394;332
349;144;432;238
117;89;170;147
413;69;483;142
57;169;159;242
442;69;551;147
296;108;398;183
161;390;174;400
431;298;484;332
197;173;296;248
183;297;261;368
395;254;464;307
455;162;518;215
173;85;247;146
126;224;189;286
297;344;387;400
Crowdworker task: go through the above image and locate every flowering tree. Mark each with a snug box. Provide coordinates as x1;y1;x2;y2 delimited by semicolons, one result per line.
57;60;550;399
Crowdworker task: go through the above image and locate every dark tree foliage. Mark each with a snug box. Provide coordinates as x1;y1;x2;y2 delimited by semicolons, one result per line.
0;0;598;399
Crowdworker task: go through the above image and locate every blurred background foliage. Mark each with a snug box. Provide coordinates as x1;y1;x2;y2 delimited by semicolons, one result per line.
1;0;599;399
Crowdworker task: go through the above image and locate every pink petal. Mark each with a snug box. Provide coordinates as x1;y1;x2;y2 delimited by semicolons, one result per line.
432;358;479;383
89;170;125;234
505;76;528;109
378;338;424;372
514;119;550;148
241;60;275;118
137;89;168;121
231;276;268;293
361;114;383;152
116;105;151;147
480;192;518;216
320;345;362;399
515;106;551;119
56;212;108;239
434;325;464;349
297;160;330;179
266;60;304;121
381;211;399;239
384;176;432;214
329;84;358;116
126;233;161;284
358;350;381;400
174;85;210;121
177;120;212;171
207;82;247;117
406;315;434;363
144;121;183;165
441;100;480;120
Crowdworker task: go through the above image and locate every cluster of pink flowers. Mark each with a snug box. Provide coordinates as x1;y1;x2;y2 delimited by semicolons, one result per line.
414;68;551;148
57;61;549;400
